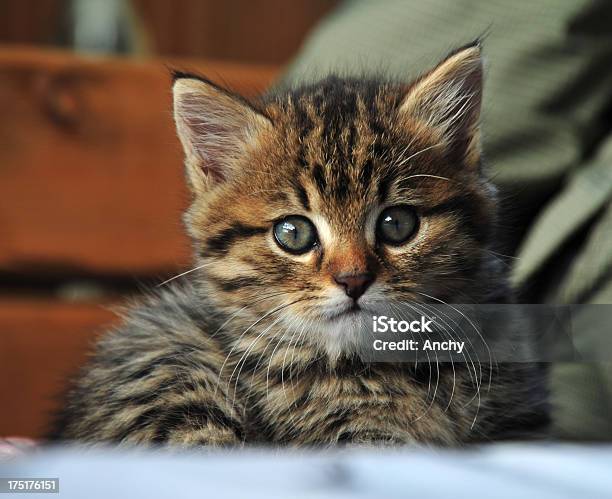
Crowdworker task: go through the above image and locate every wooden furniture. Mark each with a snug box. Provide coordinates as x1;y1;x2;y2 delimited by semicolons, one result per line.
132;0;337;63
0;47;278;438
0;0;337;64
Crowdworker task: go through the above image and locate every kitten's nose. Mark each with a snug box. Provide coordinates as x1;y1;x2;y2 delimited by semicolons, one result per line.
334;273;375;300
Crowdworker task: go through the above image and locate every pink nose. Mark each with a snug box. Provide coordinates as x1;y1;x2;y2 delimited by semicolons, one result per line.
333;273;375;300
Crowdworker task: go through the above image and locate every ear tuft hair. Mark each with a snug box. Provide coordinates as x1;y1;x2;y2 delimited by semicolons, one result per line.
171;69;202;82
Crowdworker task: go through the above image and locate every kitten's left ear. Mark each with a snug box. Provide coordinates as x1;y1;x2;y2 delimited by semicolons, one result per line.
172;74;272;194
400;43;483;167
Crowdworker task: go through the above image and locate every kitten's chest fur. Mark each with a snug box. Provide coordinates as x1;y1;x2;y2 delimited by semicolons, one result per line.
194;297;545;445
229;347;477;445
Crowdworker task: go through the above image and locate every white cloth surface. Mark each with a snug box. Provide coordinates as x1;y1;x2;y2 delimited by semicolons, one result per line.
1;444;611;498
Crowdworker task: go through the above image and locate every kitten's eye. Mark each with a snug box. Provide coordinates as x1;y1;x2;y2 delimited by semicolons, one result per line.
273;215;318;254
377;205;419;245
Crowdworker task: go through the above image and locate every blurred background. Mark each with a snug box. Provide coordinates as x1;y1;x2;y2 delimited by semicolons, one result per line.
1;0;611;442
0;0;336;61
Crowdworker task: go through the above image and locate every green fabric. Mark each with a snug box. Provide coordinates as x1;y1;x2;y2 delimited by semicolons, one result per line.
513;137;612;295
554;195;612;304
283;0;612;439
551;362;612;440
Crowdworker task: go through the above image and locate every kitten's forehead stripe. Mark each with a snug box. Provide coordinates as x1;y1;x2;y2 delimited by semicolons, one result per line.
271;79;404;215
377;174;392;204
293;181;311;211
311;163;327;195
358;159;374;187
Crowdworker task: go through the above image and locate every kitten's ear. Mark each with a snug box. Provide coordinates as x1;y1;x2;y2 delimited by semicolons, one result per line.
400;44;483;167
172;74;271;193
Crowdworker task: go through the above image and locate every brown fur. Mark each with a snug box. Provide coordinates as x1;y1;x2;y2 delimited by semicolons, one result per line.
51;44;549;447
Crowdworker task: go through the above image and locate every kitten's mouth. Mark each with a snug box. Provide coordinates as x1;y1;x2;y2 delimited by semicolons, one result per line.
321;302;363;321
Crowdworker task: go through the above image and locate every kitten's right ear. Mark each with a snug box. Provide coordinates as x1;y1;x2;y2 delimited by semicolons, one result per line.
399;44;483;168
172;74;271;194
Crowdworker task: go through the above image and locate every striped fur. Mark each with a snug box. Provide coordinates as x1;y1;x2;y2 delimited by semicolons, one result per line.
52;45;549;447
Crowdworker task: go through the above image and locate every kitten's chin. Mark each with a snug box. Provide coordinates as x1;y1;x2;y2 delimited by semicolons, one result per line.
310;307;373;360
319;303;362;321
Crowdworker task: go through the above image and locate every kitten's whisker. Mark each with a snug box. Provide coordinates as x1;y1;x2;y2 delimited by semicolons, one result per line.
401;174;452;182
390;136;420;166
214;297;293;397
210;290;287;339
417;301;480;417
228;316;282;408
388;300;433;406
281;315;306;406
409;301;457;413
485;249;519;260
233;314;285;410
225;297;311;407
241;312;300;405
235;299;313;409
417;300;479;392
265;318;297;404
412;290;495;428
395;143;444;169
421;301;484;400
246;189;290;196
404;302;440;423
413;290;491;382
243;312;303;409
289;317;310;404
156;262;214;287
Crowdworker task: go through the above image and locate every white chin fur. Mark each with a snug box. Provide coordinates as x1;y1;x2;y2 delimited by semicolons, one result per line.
278;290;389;360
318;311;372;360
282;308;372;361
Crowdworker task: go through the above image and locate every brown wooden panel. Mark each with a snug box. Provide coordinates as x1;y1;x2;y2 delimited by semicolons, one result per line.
0;47;278;275
133;0;337;64
0;1;65;46
0;298;119;438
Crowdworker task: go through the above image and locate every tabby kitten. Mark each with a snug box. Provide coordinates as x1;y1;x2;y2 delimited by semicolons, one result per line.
53;44;548;446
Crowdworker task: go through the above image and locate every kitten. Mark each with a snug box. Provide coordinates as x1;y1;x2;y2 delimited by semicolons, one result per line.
51;43;549;446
